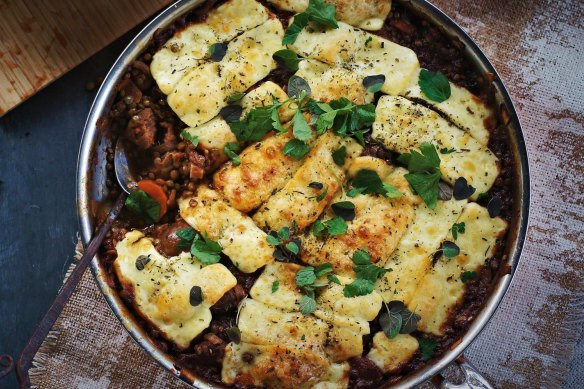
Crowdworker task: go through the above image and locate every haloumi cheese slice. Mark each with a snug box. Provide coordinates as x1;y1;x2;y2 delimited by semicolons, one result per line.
168;19;284;127
268;0;391;31
250;262;303;311
238;299;328;349
402;69;494;146
178;186;273;273
151;0;270;94
214;128;306;213
184;81;294;166
372;96;499;197
253;132;362;231
114;231;236;349
367;332;419;373
376;199;467;304
289;22;419;95
295;59;373;104
408;203;508;335
301;161;416;276
222;342;349;389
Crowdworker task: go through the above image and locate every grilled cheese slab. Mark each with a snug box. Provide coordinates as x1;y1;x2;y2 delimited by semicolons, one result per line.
114;231;236;349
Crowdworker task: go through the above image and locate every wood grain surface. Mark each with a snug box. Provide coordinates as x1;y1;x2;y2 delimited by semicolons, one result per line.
0;0;172;116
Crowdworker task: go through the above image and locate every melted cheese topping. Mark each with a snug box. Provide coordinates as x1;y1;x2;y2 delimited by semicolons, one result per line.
268;0;391;31
214;128;305;213
250;262;303;311
222;342;349;389
178;186;273;273
295;59;373;104
289;22;419;95
372;96;500;197
402;69;494;146
253;132;362;230
301;160;417;276
367;332;419;373
168;19;284;127
408;203;508;335
376;199;467;304
184;81;293;166
150;0;270;94
113;231;236;349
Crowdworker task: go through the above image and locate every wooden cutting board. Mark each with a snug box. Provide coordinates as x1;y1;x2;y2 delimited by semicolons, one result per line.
0;0;173;116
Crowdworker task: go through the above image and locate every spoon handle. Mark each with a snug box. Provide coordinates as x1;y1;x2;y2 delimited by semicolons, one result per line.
13;192;127;388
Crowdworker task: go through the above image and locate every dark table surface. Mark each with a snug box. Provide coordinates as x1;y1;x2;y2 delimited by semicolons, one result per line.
0;29;138;389
1;24;582;389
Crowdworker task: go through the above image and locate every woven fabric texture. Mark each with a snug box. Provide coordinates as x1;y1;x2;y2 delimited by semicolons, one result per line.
28;0;584;388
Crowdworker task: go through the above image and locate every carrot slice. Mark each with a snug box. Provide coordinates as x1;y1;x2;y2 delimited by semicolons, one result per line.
137;179;168;218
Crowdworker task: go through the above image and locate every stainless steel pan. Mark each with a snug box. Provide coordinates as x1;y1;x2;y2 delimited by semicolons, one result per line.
76;0;530;387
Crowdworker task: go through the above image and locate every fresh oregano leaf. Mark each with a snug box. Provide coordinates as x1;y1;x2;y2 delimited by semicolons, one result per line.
438;181;453;200
299;294;317;314
441;241;460;258
461;271;478;283
331;201;356;221
418;337;437;361
363;74;385;93
379;304;402;339
314;263;333;277
282;139;310;160
273;49;302;72
328;274;341;284
135;255;151;271
453;177;476;200
189;286;203;306
487;196;503;218
209;42;228;61
295;267;317;287
332;145;347;166
272;280;280;293
285;241;300;255
219;104;243;123
288;75;311;99
227;92;245;103
315;186;329;202
451;222;466;240
419;69;451;102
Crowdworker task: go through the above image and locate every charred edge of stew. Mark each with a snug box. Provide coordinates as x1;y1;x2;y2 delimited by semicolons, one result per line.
96;0;516;387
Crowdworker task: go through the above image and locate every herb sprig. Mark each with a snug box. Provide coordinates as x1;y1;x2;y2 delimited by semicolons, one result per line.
295;264;334;314
343;248;391;297
398;143;442;209
176;227;223;265
379;301;421;339
282;0;338;45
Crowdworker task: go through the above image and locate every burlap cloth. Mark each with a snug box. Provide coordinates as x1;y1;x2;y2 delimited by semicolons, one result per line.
27;1;584;388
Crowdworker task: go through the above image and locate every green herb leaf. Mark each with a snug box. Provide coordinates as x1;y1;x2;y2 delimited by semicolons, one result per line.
352;248;371;265
379;306;402;339
125;190;160;225
419;69;451;103
418;338;437;361
324;216;348;235
400;308;421;334
308;181;323;190
363;74;385;93
461;271;477;283
227;326;241;344
347;187;365;197
272;280;280;293
331;201;355;221
404;170;441;209
228;105;274;141
312;219;326;236
399;143;442;209
441;241;460;258
306;0;338;28
219;104;244;123
398;142;441;173
314;263;333;277
451;222;466;240
487;196;503;218
278;226;291;240
453;177;476;200
176;227;196;250
273;49;302;72
209;42;228;61
282;139;310;160
343;278;375;297
282;12;310;45
328;274;341;284
296;267;317;287
266;233;281;246
191;233;223;265
440;147;456;154
181;130;199;147
351;169;402;198
227;92;245;103
285;241;300;254
315;185;329;202
299;294;317;314
189;286;203;306
292;110;312;141
224;142;241;166
135;255;151;271
332;145;347;166
288;75;311;99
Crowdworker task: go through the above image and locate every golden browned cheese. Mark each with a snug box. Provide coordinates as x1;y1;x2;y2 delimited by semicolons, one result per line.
366;333;419;373
301;159;417;276
267;0;391;31
214;128;306;213
252;132;362;230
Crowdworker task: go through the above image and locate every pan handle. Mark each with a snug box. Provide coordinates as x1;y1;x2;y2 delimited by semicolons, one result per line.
440;357;493;389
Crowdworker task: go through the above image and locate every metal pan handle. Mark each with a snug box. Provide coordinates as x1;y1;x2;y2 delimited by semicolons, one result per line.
441;358;493;389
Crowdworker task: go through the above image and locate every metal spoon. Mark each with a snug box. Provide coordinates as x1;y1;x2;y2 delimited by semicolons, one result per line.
8;139;134;388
